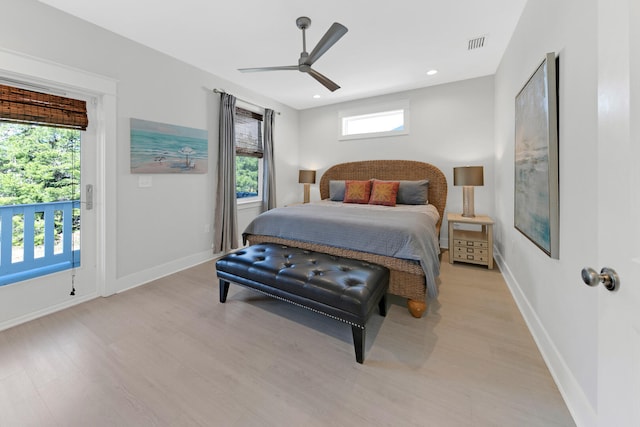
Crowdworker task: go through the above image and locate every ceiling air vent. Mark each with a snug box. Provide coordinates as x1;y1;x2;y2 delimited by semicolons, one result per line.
468;36;486;50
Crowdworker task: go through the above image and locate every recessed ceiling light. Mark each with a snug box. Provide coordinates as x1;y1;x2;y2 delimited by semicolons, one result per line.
313;94;321;99
426;69;438;76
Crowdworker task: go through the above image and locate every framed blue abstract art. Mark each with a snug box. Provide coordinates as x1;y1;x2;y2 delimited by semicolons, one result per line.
514;52;559;259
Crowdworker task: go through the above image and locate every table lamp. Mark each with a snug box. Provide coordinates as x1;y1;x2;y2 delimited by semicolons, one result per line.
298;169;316;203
453;166;484;217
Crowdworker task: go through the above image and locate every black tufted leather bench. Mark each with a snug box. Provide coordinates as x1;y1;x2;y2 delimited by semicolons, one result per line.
215;243;389;363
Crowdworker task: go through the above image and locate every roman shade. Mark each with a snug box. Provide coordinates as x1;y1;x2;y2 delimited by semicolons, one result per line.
0;84;88;130
234;107;263;158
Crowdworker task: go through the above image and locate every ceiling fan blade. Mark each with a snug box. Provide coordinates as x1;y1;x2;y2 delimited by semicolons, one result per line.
238;65;298;72
305;22;348;65
306;67;340;92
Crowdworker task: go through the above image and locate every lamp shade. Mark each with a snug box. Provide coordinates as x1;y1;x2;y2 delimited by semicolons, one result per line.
453;166;484;186
298;170;316;184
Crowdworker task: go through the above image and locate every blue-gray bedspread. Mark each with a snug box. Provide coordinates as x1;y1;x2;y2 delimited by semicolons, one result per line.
242;203;441;298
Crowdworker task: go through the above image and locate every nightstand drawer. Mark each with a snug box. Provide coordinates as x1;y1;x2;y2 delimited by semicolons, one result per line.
454;239;488;248
454;246;488;256
453;252;488;262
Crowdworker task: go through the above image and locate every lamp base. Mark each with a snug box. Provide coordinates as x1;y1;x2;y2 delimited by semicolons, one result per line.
303;183;310;204
462;186;475;217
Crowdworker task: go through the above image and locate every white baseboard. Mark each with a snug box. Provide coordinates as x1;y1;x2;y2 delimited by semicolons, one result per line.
493;249;597;427
114;250;217;294
0;291;97;332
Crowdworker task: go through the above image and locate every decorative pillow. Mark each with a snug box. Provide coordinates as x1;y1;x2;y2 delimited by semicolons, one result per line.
397;179;429;204
329;180;346;201
369;180;400;206
343;180;372;204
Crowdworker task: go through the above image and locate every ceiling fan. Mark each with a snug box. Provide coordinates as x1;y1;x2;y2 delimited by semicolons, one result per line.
238;16;348;92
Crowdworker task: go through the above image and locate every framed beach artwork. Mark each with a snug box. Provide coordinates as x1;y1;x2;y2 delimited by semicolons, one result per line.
130;118;208;174
514;52;559;259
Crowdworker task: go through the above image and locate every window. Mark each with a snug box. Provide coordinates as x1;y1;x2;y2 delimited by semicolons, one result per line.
235;106;263;202
339;99;410;140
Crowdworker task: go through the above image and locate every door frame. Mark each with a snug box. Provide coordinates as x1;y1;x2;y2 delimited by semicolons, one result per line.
0;48;117;330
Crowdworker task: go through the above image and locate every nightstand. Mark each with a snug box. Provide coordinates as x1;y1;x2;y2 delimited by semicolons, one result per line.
447;212;494;269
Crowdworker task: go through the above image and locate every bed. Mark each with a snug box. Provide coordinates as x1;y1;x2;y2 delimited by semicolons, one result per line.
243;160;448;317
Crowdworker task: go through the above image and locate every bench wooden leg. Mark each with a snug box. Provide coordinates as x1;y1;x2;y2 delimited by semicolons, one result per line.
351;326;365;364
219;279;230;303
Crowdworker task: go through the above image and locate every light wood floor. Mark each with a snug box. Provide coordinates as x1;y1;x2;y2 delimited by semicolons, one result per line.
0;251;575;426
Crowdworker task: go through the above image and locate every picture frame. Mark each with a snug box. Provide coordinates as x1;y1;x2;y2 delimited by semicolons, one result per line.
130;118;208;174
514;52;559;259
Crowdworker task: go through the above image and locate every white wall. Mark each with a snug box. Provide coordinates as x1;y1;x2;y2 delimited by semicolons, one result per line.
494;0;599;424
0;0;299;325
298;76;496;245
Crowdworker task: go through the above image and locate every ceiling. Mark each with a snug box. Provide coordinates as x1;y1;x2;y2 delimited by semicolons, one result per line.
38;0;527;110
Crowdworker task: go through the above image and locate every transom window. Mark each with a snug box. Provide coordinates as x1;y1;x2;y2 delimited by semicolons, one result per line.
339;99;410;140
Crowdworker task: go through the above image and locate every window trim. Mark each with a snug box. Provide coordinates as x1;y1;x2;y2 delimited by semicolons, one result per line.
338;99;410;141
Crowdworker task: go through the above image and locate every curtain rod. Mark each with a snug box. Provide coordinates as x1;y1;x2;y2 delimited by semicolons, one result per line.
212;88;280;115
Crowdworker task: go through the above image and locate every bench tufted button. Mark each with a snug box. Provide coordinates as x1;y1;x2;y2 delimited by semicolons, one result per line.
338;266;351;272
254;256;266;261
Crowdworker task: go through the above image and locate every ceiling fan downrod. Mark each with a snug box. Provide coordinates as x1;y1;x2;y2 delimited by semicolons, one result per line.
296;16;311;55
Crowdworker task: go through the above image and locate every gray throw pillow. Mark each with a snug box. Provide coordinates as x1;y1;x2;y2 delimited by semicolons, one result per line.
397;180;429;204
329;180;346;201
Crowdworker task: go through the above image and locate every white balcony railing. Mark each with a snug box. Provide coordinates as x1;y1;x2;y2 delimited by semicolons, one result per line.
0;201;80;286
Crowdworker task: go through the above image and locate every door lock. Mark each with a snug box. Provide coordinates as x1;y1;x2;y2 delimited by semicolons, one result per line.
86;184;93;210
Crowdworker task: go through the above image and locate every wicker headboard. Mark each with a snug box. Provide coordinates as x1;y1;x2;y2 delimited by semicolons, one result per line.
319;160;448;232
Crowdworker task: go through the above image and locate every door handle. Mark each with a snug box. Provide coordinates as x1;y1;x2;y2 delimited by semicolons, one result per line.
581;267;619;291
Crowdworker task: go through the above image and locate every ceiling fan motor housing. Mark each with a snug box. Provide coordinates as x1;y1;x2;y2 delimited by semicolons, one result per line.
298;53;310;72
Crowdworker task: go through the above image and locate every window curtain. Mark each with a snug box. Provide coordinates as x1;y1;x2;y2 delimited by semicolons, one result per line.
214;93;239;252
262;108;276;211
